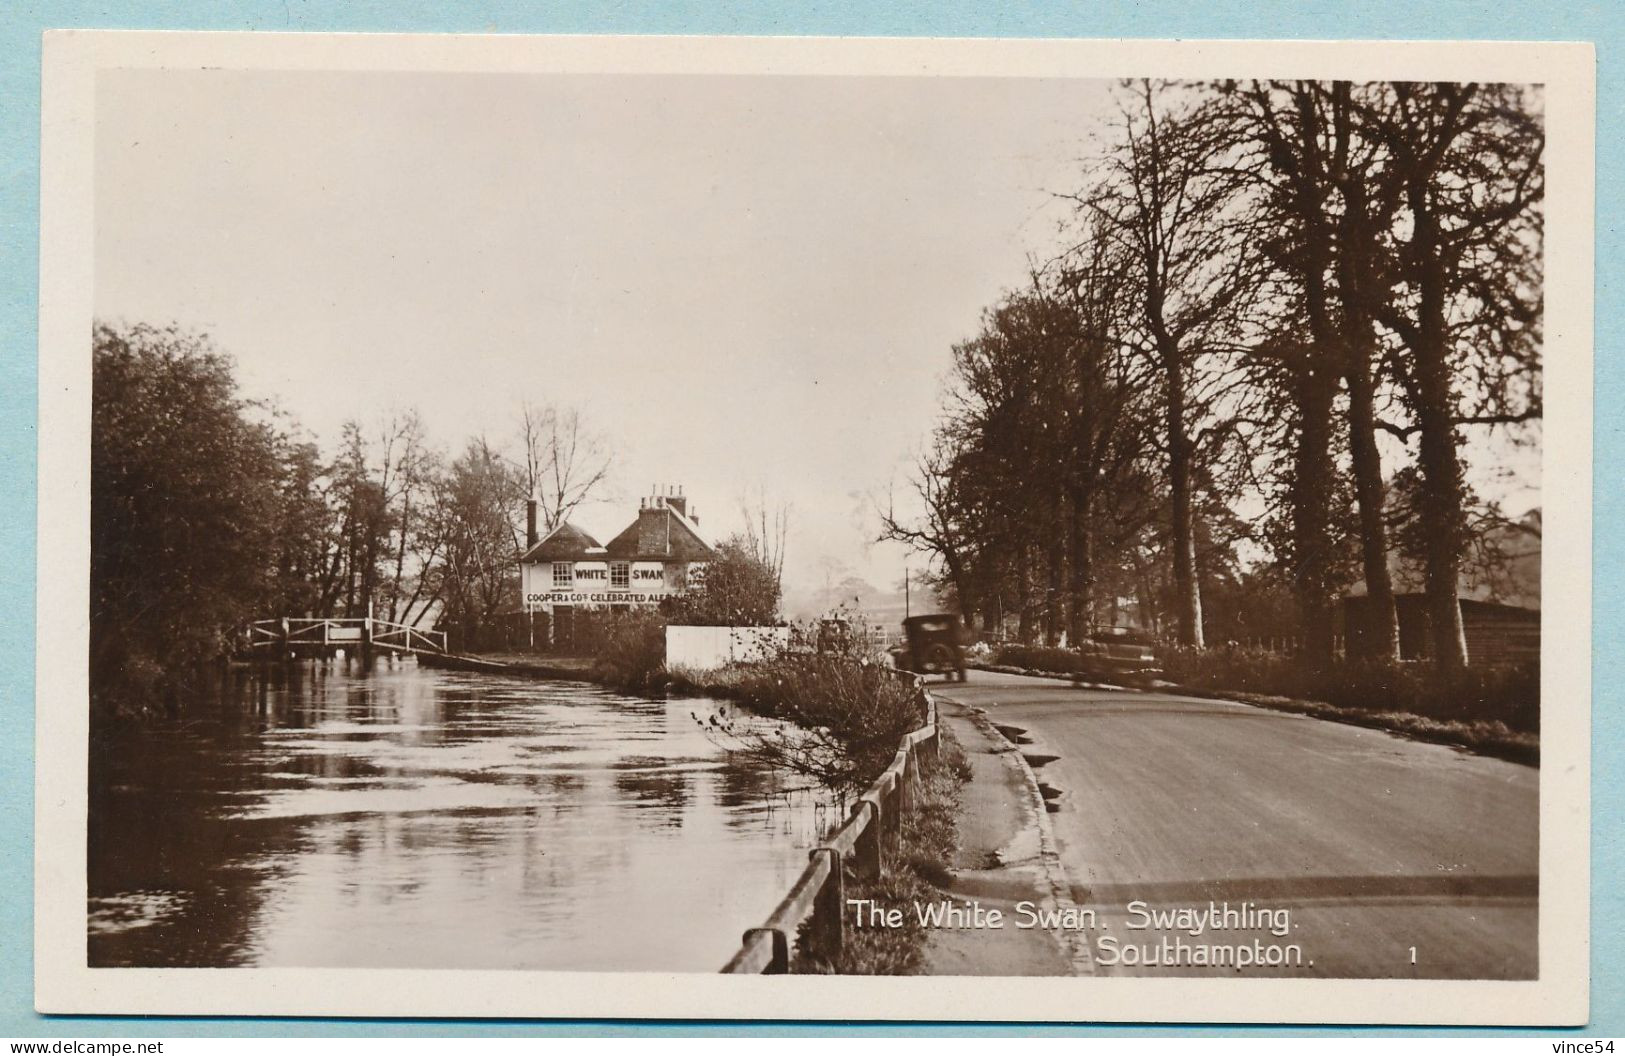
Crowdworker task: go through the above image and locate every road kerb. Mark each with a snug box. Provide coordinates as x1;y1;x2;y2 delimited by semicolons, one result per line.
962;703;1096;977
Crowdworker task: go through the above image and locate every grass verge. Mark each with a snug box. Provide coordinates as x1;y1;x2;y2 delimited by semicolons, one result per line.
1170;684;1539;766
792;722;971;975
971;660;1537;767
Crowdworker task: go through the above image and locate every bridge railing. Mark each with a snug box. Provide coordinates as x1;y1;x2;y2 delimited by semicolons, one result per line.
371;620;448;654
720;672;938;974
245;617;447;655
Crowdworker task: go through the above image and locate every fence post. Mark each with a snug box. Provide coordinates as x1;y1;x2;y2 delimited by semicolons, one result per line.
896;750;915;816
851;798;881;881
742;927;788;974
809;847;843;960
883;776;902;860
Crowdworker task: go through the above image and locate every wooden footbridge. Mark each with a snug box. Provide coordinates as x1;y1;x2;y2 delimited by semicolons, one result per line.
244;615;447;659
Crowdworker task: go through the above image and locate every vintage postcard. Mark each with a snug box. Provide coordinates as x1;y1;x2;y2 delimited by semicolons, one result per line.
35;31;1593;1023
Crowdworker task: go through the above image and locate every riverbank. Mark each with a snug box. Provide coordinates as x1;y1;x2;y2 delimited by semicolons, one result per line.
419;650;598;680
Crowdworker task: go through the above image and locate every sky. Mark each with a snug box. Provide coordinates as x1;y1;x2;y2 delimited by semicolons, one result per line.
94;68;1108;607
93;67;1540;613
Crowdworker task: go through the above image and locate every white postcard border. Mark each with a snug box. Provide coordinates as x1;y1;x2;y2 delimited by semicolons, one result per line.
36;30;1595;1024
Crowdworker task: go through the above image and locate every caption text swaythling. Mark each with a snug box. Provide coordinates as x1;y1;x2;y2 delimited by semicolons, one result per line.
846;899;1308;969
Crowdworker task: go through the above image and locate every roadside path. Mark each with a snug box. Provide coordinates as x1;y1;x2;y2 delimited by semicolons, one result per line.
917;698;1072;976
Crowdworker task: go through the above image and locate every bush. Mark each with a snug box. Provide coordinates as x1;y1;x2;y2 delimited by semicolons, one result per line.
677;651;927;794
590;609;669;689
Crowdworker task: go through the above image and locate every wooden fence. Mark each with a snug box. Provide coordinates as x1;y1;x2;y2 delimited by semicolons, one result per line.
1234;635;1346;657
720;676;939;974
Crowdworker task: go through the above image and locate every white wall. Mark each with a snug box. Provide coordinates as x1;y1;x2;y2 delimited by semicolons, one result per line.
666;625;790;671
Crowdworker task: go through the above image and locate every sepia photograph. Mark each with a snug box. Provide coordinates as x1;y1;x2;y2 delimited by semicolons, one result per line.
34;32;1593;1023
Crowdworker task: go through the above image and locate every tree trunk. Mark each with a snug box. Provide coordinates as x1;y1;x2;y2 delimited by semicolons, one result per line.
1416;393;1469;668
1016;545;1036;643
1130;550;1160;639
1165;354;1204;648
1067;484;1097;645
942;547;979;634
388;491;412;622
1291;360;1338;664
343;517;357;617
1410;196;1470;670
1044;534;1064;647
1344;352;1401;659
1336;159;1402;662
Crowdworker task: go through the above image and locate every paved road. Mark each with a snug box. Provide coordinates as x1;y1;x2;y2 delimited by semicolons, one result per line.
933;669;1538;979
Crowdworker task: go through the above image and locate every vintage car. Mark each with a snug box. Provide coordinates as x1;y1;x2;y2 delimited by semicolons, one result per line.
894;613;968;682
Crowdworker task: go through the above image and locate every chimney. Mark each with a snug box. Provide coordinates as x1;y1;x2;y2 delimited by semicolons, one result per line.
666;483;688;520
525;497;539;550
636;503;671;555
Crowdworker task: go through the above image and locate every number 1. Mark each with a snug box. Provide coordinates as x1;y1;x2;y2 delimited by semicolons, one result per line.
1409;947;1417;964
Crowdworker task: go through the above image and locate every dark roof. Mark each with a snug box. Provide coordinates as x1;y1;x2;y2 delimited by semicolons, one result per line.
520;522;604;563
605;506;716;562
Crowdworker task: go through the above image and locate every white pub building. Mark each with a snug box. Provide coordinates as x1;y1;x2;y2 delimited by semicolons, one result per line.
519;485;715;641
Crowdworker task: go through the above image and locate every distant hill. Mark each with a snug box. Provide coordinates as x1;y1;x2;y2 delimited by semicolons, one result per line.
783;574;942;631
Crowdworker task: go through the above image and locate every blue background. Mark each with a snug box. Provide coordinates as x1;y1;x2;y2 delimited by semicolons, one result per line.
0;0;1616;1039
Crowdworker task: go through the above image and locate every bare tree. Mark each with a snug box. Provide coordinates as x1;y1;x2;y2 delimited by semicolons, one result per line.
738;486;791;592
877;436;983;631
1362;82;1544;669
1216;80;1363;663
373;408;440;623
1081;80;1256;648
517;399;613;531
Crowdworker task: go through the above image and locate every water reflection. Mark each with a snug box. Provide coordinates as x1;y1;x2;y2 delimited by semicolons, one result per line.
88;659;835;972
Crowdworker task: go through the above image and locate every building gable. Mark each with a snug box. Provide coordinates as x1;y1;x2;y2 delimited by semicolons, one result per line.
605;506;715;562
520;521;604;564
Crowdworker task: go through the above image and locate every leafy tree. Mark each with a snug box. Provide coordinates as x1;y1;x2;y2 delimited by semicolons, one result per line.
1217;80;1360;663
432;438;525;632
91;323;285;715
663;536;781;626
878;433;986;632
266;436;335;618
330;421;392;618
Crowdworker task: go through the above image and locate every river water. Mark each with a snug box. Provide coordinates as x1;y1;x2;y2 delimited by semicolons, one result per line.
88;659;836;972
